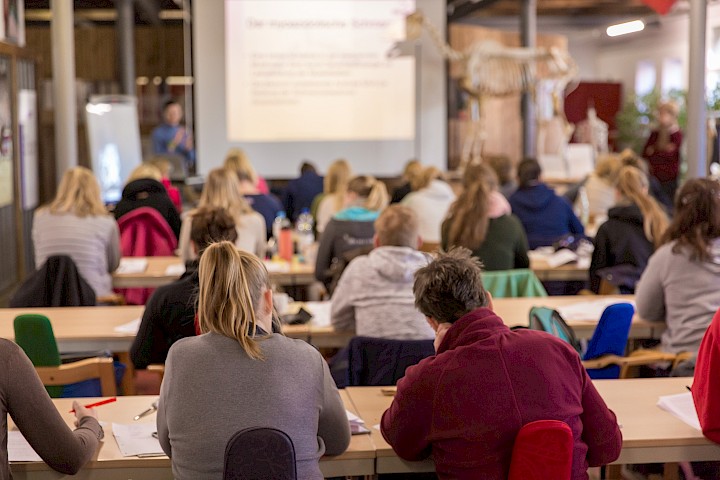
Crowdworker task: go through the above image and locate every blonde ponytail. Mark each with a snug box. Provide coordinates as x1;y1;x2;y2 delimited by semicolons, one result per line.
347;175;389;212
616;167;669;248
197;241;271;360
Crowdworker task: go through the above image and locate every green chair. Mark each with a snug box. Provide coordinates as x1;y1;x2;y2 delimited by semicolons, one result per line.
13;314;117;398
483;269;548;298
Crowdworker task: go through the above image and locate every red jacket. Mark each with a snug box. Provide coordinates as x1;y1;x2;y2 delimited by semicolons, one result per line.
643;129;683;183
692;308;720;443
380;308;622;480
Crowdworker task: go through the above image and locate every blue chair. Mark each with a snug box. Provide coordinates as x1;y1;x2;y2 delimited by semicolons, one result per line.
223;427;296;480
528;307;582;353
347;336;435;386
582;303;634;379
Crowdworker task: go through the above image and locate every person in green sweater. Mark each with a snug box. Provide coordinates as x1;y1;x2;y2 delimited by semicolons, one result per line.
441;163;529;270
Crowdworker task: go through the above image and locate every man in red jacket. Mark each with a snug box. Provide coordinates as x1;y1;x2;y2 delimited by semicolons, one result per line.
380;248;622;480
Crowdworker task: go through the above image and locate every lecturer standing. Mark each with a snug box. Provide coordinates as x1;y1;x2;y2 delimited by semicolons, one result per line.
152;100;195;173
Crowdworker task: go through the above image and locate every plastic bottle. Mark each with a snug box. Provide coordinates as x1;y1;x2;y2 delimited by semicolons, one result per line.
272;211;293;261
295;208;315;261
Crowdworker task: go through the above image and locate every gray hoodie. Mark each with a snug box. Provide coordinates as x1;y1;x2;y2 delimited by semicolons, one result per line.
635;239;720;353
330;246;435;340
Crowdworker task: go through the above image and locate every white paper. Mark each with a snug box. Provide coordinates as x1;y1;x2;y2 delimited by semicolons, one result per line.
545;249;578;268
264;261;290;273
305;302;332;328
114;318;142;334
164;263;186;276
7;431;42;462
346;410;370;435
116;258;148;274
657;392;701;430
555;298;635;322
112;423;165;457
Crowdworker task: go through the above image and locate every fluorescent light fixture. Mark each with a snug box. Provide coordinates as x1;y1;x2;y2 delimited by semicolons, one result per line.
606;20;645;37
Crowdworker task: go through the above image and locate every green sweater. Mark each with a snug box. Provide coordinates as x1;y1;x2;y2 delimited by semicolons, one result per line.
441;214;530;271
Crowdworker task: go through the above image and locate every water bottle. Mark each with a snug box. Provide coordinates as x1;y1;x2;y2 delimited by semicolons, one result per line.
295;208;315;261
273;211;288;243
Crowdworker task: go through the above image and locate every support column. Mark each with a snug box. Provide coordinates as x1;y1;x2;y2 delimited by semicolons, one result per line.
51;0;77;182
521;0;537;159
116;0;135;96
686;0;708;178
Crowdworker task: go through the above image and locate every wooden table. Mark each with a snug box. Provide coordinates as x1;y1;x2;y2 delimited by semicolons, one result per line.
9;392;375;479
530;256;589;282
345;378;720;475
112;257;316;289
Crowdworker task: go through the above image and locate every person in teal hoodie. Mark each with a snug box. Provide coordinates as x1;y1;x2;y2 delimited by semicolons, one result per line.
509;158;584;249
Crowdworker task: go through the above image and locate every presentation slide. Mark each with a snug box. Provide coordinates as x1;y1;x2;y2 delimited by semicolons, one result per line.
225;0;415;142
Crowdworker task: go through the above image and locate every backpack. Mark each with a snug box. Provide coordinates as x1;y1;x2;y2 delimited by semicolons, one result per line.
528;306;582;353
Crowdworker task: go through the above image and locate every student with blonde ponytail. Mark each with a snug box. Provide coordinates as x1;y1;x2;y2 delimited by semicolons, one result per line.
157;241;350;480
589;166;669;293
441;164;529;270
315;158;352;234
315;175;389;286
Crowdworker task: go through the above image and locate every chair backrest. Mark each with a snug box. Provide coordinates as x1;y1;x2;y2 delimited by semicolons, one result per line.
223;427;296;480
419;242;440;254
14;314;63;398
347;336;435;386
508;420;573;480
10;255;96;307
528;307;582;353
583;303;634;379
483;269;548;298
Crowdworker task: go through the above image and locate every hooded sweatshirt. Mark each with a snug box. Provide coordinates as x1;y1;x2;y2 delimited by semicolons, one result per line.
509;183;585;249
402;180;456;243
113;178;182;239
330;246;435;340
692;308;720;443
636;239;720;353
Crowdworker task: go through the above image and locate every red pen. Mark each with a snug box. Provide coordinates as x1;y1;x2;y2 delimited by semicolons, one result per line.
69;397;117;413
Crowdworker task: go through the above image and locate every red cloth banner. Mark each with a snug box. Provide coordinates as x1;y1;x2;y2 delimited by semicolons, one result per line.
641;0;677;15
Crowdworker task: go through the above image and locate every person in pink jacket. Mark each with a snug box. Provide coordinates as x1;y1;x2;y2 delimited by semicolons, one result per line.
381;248;622;480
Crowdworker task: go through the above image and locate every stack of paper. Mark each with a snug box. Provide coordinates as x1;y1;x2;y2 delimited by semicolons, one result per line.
112;423;165;457
657;392;701;430
305;302;332;327
164;263;186;276
346;410;370;435
556;298;635;322
116;258;148;274
7;431;42;462
113;318;142;334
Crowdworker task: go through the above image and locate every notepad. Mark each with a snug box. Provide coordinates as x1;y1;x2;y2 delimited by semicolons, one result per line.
556;298;636;322
346;410;370;435
116;258;148;274
112;423;165;457
545;249;579;268
164;263;186;276
305;302;332;328
7;431;42;462
113;318;142;334
657;392;701;430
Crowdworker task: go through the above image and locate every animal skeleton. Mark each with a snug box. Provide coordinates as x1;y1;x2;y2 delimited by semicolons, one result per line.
404;11;578;166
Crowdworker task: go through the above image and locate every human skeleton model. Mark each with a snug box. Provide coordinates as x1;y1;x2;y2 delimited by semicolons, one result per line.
404;11;578;167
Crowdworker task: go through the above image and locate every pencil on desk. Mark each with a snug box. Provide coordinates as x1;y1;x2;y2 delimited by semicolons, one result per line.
69;397;117;413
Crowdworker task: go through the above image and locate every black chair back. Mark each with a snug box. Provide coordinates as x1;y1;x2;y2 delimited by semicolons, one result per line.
223;427;297;480
348;336;435;386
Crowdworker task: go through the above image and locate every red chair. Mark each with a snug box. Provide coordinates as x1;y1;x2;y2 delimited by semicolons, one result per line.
508;420;573;480
117;207;178;305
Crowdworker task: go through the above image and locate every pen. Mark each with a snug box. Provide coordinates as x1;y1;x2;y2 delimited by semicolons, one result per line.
134;400;159;421
69;397;117;413
687;386;692;392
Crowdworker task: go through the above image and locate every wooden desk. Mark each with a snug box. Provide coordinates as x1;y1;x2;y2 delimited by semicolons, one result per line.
9;393;375;479
530;257;589;282
346;378;720;475
112;257;316;289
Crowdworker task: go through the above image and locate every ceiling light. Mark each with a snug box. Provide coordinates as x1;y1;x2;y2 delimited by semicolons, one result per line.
606;20;645;37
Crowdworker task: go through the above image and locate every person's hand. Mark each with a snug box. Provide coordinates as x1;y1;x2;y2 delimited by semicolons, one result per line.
434;322;452;352
72;401;97;427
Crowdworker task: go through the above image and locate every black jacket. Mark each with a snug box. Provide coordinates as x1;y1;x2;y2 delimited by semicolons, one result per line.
129;263;198;369
114;178;182;239
10;255;96;307
589;204;654;293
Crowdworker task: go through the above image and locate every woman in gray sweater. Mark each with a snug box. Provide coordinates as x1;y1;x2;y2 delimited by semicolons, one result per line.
157;241;350;479
636;178;720;355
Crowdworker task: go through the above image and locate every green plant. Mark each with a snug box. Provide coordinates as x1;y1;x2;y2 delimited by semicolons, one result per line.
615;89;687;154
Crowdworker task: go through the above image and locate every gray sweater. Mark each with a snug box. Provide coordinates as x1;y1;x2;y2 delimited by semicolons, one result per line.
636;240;720;353
331;246;435;340
157;332;351;480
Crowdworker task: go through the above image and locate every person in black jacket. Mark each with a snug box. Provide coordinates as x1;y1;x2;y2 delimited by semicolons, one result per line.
113;164;182;239
129;207;238;369
589;166;669;293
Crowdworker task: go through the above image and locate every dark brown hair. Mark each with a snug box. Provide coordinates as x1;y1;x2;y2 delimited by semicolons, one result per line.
190;207;239;254
486;155;514;185
662;178;720;261
413;248;489;323
517;158;542;188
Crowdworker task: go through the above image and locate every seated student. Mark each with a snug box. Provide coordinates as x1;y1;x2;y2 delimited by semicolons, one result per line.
113;163;182;239
283;161;324;222
223;148;270;194
486;154;517;200
233;169;282;240
402;166;456;244
315;158;352;235
390;159;422;204
177;168;266;261
380;249;622;479
620;148;673;211
509;158;585;249
147;156;183;213
0;339;103;477
315;175;389;287
331;205;434;340
576;154;622;223
130;207;238;369
636;178;720;355
589;166;669;293
442;164;529;271
32;167;121;298
157;242;350;479
693;308;720;442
